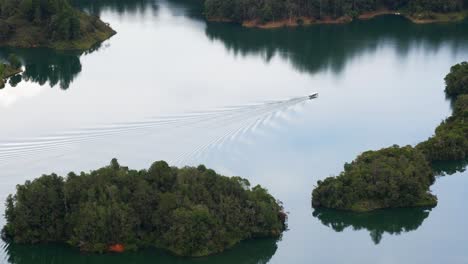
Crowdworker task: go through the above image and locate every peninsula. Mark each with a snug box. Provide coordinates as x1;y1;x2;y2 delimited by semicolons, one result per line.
0;0;115;50
204;0;468;28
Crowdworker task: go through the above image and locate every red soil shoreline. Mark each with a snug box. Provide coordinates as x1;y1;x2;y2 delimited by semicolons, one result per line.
207;10;467;29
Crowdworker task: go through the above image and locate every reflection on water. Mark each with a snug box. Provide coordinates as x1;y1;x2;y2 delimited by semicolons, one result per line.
0;49;81;90
7;76;21;88
3;238;278;264
162;0;204;20
72;0;159;17
205;16;468;75
0;44;106;90
312;207;433;244
432;160;468;176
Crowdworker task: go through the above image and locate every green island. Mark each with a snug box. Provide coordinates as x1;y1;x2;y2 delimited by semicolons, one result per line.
417;62;468;162
1;159;287;257
0;53;22;88
0;0;115;50
311;145;437;212
312;61;468;212
204;0;468;28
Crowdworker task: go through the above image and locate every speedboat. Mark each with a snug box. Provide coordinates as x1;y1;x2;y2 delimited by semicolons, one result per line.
309;93;318;99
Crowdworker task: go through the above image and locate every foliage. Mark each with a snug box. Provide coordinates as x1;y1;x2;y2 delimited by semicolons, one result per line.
311;145;437;212
0;0;115;49
444;61;468;99
1;160;286;256
312;62;468;212
416;62;468;162
0;0;81;41
417;94;468;162
204;0;468;23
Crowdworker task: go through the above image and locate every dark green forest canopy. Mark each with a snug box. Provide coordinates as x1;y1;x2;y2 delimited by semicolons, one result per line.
204;0;468;24
312;62;468;212
416;62;468;162
0;0;115;49
444;61;468;99
311;145;437;212
1;160;287;257
417;94;468;162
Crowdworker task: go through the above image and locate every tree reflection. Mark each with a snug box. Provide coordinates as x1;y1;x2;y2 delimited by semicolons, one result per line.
8;75;22;87
312;207;433;244
72;0;159;17
4;238;278;264
432;160;468;176
205;16;468;75
0;45;106;89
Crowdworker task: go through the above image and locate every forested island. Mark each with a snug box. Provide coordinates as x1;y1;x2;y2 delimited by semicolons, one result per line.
312;146;437;212
204;0;468;28
1;159;287;256
0;0;115;50
312;61;468;212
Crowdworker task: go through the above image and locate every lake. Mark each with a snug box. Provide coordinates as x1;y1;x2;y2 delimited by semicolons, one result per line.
1;0;468;263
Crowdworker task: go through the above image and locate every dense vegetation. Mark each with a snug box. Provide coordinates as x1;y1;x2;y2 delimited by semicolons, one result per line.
1;159;286;256
312;207;433;244
417;95;468;162
311;145;437;212
312;62;468;212
0;0;115;49
444;61;468;99
204;0;468;25
416;62;468;162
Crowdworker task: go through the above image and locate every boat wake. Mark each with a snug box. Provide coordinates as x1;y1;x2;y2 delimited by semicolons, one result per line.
0;94;317;167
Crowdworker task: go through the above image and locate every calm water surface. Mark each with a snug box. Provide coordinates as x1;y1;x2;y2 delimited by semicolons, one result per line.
0;0;468;263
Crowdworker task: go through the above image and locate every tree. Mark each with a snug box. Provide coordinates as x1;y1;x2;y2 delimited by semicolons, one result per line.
445;61;468;99
2;160;286;256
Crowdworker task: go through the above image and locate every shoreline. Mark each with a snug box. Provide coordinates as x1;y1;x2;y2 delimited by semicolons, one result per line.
0;12;116;51
208;10;468;29
0;65;23;88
